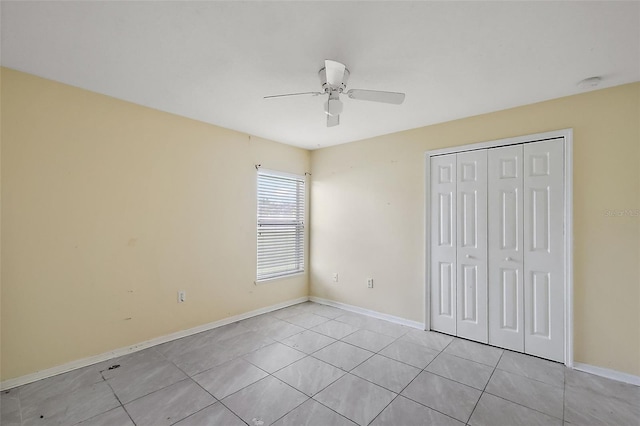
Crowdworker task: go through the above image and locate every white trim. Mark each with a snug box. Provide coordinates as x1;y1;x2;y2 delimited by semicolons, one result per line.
427;129;570;157
255;271;305;285
424;153;431;331
424;128;574;367
257;167;306;181
309;296;424;330
564;130;574;368
0;296;309;391
573;362;640;387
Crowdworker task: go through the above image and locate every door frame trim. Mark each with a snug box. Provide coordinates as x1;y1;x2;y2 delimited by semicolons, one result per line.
424;128;574;367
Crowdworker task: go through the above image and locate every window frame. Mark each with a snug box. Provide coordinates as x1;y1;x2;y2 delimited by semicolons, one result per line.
256;168;306;283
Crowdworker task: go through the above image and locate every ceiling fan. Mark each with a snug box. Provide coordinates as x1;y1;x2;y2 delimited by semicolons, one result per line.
264;59;405;127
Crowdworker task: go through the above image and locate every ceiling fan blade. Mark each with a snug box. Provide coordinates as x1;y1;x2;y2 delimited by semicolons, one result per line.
346;89;405;105
327;114;340;127
324;60;347;87
264;91;323;99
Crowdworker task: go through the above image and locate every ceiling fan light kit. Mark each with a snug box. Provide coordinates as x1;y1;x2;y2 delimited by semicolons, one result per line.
320;59;350;92
265;59;406;127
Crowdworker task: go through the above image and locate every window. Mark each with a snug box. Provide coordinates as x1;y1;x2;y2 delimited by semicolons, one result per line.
257;169;305;281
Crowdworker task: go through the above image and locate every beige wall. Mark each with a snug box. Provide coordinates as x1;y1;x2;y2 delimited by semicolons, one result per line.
310;83;640;376
2;66;638;381
0;68;310;381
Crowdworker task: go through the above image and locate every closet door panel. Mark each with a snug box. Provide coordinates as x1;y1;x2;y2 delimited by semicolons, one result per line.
430;154;457;335
488;145;524;352
456;150;488;343
524;139;565;362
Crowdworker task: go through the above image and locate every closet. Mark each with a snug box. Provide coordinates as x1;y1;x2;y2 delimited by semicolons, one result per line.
429;137;566;363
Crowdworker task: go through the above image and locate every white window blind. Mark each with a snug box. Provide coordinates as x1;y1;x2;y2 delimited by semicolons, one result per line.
257;170;305;281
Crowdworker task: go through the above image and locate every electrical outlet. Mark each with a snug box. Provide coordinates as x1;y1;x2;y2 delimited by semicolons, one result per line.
367;278;374;288
178;291;186;303
332;272;339;283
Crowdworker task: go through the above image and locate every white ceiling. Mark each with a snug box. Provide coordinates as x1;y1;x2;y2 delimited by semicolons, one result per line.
2;1;639;149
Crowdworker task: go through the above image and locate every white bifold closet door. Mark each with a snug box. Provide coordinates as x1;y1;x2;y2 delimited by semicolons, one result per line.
430;154;457;335
456;150;488;343
432;138;565;363
430;151;488;342
487;140;565;362
523;139;565;362
488;144;525;352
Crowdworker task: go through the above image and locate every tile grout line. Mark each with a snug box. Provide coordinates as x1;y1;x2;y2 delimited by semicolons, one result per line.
377;334;475;425
151;347;234;425
15;390;24;426
366;335;440;426
439;347;503;369
309;393;361;425
483;351;571;422
100;372;138;426
308;369;394;426
466;347;505;425
483;353;567;420
184;307;352;425
374;350;433;370
421;361;492;393
280;330;337;354
412;335;471;423
411;338;497;394
266;372;340;426
366;393;400;425
349;335;423;396
17;390;24;426
481;391;566;423
479;361;567;423
185;357;268;407
174;324;310;424
495;364;566;388
245;315;357;426
562;367;566;424
276;306;407;425
167;403;238;426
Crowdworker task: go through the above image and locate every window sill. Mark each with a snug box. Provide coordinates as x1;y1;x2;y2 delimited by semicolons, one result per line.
256;272;305;285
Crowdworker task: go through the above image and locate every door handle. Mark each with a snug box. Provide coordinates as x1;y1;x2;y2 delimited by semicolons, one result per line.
505;256;513;262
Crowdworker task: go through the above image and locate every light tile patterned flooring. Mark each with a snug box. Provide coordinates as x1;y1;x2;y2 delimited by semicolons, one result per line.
1;302;639;426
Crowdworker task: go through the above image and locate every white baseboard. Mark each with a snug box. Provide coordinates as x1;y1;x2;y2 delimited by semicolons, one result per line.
309;296;424;330
15;295;637;390
0;296;309;391
573;362;640;387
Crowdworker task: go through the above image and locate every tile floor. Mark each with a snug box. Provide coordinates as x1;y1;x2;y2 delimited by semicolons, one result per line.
1;301;639;426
